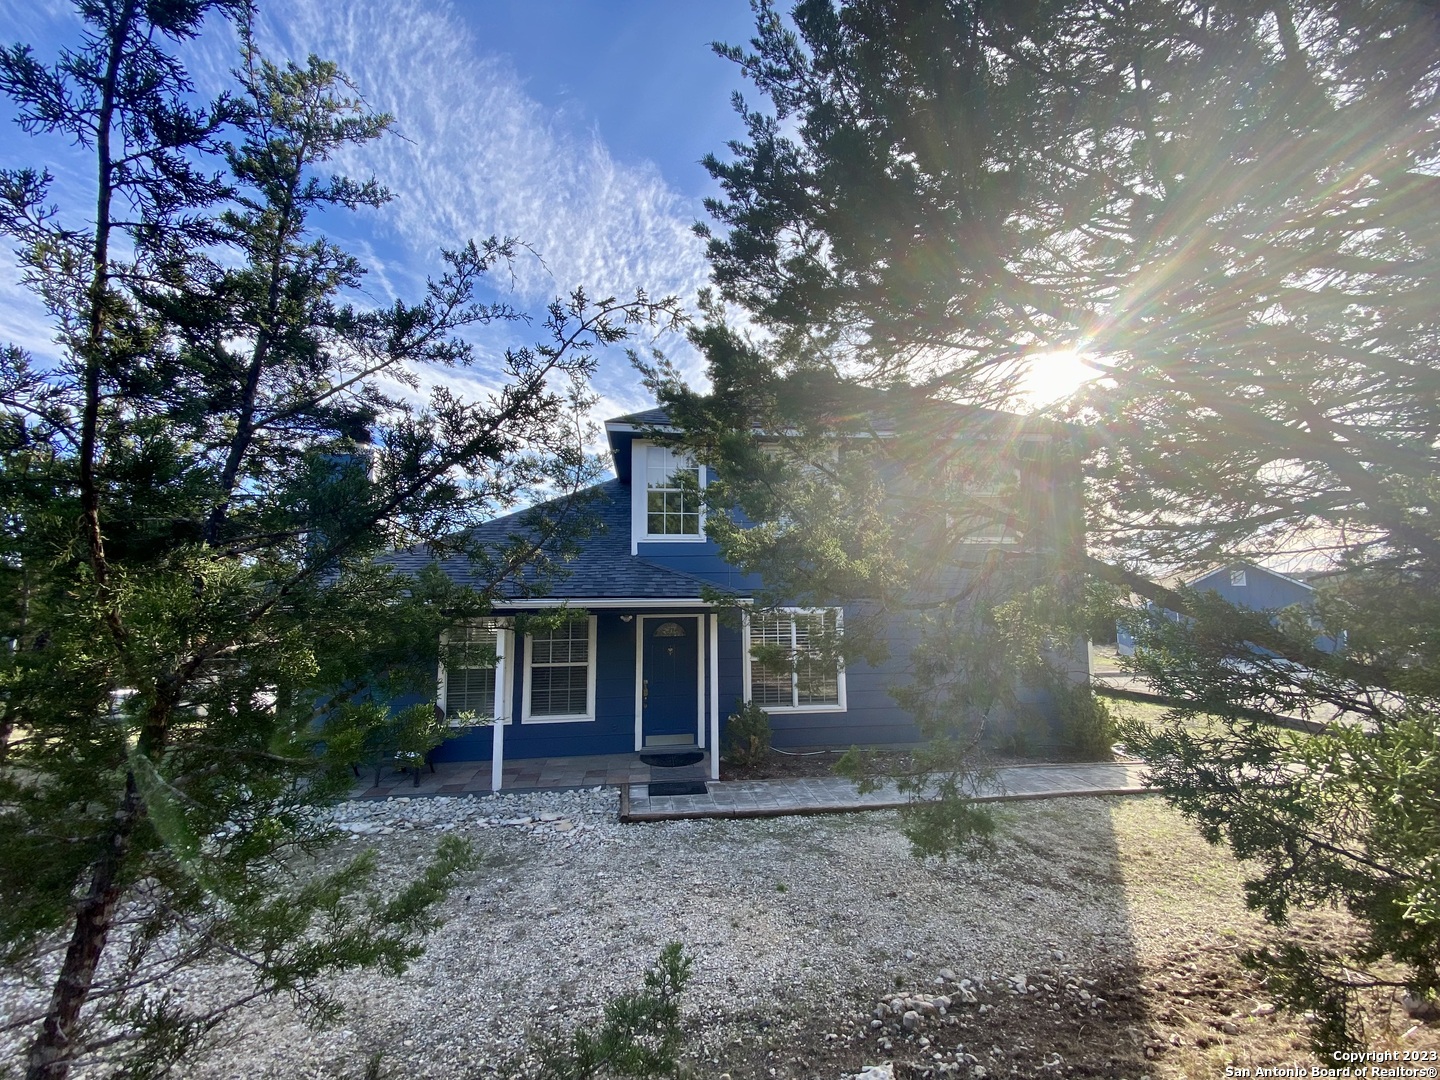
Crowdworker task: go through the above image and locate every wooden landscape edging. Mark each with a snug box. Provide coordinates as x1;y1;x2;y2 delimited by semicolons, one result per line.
617;784;1152;824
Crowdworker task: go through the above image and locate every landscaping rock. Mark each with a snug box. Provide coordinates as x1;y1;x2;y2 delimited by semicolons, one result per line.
0;788;1166;1080
1402;993;1440;1020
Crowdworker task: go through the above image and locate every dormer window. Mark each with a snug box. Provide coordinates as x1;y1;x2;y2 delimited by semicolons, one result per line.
645;446;701;537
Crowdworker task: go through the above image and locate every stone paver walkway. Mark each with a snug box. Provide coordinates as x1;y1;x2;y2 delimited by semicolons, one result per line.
350;754;1150;820
619;760;1150;822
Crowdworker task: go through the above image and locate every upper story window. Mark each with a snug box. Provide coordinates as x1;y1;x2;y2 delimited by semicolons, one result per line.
935;460;1021;544
1230;569;1248;587
645;446;701;537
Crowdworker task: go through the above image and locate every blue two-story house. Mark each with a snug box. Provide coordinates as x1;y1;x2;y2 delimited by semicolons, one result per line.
386;405;1087;781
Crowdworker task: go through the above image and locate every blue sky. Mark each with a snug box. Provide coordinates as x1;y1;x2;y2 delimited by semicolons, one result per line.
1;0;1092;431
473;0;759;199
0;0;762;425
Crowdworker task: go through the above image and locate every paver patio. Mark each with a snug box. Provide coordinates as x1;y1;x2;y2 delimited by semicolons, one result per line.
351;751;669;798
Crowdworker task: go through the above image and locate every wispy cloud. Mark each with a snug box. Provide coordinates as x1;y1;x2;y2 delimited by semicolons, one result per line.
249;0;711;413
3;0;716;427
0;250;63;361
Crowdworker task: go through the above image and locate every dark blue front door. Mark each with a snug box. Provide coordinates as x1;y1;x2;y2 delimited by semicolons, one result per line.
642;617;699;744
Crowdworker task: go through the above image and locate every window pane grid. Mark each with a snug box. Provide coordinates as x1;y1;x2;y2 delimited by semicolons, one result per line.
444;621;499;718
529;665;588;716
796;661;838;705
646;447;700;535
531;620;588;666
749;611;841;709
528;620;591;717
750;614;793;705
448;666;496;713
794;612;839;706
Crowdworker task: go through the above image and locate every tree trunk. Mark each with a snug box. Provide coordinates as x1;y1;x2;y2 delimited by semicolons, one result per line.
27;9;146;1074
24;780;141;1080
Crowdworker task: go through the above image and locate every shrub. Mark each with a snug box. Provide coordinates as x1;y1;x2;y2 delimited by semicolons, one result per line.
531;942;693;1079
1054;685;1116;761
327;701;458;786
391;702;453;775
723;700;772;768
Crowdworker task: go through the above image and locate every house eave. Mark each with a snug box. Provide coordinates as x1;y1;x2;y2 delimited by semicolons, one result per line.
603;421;681;435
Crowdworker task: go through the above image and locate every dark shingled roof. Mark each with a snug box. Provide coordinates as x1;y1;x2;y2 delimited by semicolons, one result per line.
382;479;720;601
605;406;674;427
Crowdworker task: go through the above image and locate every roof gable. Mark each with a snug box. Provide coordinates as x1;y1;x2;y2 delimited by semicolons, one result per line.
1187;561;1315;593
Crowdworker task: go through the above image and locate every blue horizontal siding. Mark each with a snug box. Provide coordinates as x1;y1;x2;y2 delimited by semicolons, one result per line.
1192;565;1313;611
716;619;744;729
426;604;1079;762
716;604;924;751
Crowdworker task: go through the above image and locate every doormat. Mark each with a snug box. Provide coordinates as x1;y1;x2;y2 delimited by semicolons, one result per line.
648;780;708;797
639;750;704;768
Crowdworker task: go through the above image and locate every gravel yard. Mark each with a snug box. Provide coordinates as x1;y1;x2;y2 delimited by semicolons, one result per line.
5;788;1433;1079
247;789;1132;1077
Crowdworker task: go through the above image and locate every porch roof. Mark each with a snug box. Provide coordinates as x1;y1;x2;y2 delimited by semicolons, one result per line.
384;479;732;601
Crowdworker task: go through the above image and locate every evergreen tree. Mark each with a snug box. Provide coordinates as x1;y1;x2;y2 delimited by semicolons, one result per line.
0;4;679;1077
672;0;1440;1041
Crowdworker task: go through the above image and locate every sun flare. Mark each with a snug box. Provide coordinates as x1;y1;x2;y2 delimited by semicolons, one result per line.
1018;348;1102;409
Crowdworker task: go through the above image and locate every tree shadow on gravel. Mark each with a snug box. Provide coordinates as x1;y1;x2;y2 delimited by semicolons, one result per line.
692;794;1355;1080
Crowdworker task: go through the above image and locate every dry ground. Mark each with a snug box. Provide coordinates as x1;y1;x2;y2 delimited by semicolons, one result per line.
735;796;1430;1080
720;747;909;782
203;795;1439;1078
8;755;1433;1080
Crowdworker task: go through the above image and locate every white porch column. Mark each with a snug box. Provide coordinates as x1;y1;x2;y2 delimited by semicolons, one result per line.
490;628;509;793
708;612;720;780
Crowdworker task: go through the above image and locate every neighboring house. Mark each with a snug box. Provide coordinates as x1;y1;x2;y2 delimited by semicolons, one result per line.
1117;561;1342;656
386;404;1089;779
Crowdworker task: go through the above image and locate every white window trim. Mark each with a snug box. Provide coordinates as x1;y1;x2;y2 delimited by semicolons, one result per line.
521;614;598;724
438;619;513;726
940;462;1022;545
742;607;847;713
630;439;707;551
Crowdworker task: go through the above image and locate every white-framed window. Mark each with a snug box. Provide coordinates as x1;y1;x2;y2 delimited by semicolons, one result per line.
1230;569;1248;587
939;460;1021;544
439;619;510;725
644;445;702;537
756;441;842;530
744;608;845;712
522;615;597;723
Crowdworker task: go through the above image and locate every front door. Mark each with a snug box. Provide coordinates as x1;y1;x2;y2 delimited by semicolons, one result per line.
642;617;699;746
